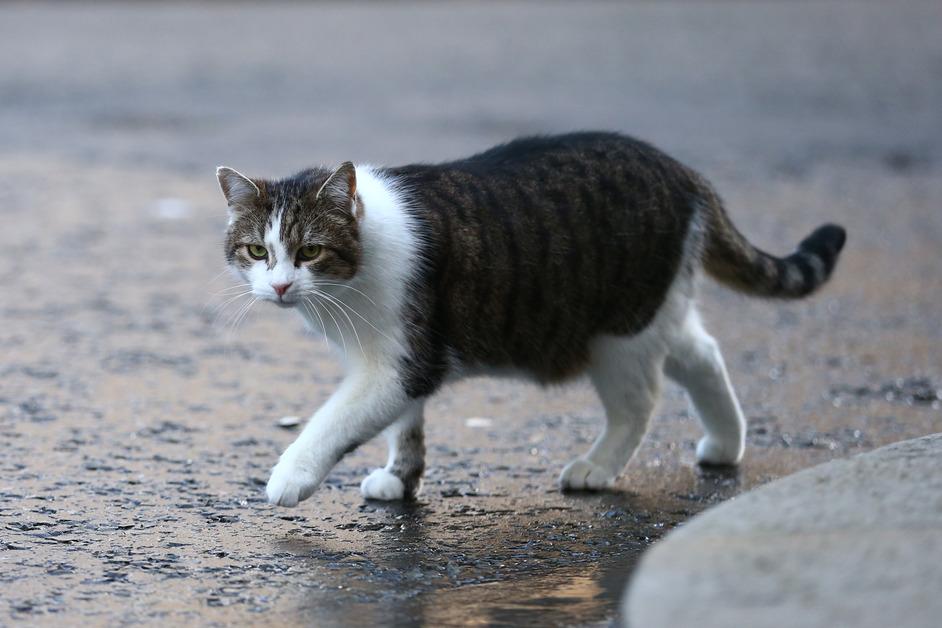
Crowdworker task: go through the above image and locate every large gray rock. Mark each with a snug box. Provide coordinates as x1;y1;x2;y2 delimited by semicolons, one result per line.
625;433;942;628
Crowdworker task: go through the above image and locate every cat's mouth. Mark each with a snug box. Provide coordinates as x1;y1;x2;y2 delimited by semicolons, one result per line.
265;296;298;309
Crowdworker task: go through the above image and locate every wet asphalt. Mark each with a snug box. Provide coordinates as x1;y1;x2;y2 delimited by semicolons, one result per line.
1;2;940;626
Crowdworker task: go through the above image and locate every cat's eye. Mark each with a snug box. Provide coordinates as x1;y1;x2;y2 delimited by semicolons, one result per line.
297;245;322;262
246;244;268;260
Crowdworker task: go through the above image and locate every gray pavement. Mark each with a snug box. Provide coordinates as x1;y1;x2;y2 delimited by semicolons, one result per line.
625;433;942;628
1;2;941;626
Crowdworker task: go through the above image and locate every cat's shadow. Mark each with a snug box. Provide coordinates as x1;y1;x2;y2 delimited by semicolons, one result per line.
693;463;742;498
556;463;743;514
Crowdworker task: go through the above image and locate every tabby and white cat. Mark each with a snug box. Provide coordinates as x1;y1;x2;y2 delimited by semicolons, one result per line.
216;132;845;507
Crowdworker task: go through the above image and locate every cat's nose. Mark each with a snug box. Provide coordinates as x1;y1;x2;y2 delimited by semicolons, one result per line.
272;282;292;297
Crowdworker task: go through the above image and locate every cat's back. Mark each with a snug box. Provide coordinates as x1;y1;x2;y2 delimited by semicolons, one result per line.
386;132;703;382
389;131;700;231
464;131;683;172
387;131;701;282
392;131;687;181
459;131;643;171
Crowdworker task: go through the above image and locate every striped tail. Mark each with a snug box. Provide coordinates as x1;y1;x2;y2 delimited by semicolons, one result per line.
699;194;847;299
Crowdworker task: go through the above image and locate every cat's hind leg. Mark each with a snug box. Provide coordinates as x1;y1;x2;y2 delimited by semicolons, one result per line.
559;336;665;491
665;308;746;465
360;399;426;501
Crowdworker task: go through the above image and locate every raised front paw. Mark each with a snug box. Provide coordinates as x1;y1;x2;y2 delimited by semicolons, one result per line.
266;450;322;507
559;458;616;492
696;435;743;466
360;468;406;501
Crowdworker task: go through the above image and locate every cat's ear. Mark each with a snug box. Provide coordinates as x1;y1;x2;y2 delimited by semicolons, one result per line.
216;166;261;212
315;162;359;218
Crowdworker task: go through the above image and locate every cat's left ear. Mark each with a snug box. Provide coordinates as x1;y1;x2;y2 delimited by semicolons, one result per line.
316;161;359;219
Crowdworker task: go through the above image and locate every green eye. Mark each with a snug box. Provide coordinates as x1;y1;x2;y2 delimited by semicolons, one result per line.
297;245;322;262
246;244;268;260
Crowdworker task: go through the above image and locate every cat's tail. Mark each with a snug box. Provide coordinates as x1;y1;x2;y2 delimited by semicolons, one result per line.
698;189;846;299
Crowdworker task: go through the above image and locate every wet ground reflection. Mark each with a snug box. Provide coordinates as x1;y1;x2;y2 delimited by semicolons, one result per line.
277;465;753;627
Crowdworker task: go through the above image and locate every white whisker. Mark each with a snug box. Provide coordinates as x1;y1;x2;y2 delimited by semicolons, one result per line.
226;296;256;334
210;292;250;326
206;268;234;285
210;283;254;296
301;296;330;351
234;297;258;330
314;288;394;345
314;282;380;307
313;294;349;358
316;291;366;356
209;290;254;314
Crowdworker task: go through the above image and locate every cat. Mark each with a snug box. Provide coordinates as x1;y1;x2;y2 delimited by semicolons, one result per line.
216;132;846;507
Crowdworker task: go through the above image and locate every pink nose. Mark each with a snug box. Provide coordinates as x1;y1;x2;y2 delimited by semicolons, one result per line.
272;282;292;297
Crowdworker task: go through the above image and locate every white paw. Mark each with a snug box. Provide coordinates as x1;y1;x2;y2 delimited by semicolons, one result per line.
360;468;405;501
696;436;743;466
266;449;321;507
559;458;616;491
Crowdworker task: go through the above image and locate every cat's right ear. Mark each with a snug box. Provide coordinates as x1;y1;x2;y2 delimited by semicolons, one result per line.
216;166;261;215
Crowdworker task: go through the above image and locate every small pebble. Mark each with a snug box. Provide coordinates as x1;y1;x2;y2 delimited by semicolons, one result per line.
277;416;301;428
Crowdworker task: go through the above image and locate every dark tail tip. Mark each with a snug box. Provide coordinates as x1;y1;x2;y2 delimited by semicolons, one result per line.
798;223;847;272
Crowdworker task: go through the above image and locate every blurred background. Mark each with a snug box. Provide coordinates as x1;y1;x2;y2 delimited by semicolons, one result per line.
1;2;940;626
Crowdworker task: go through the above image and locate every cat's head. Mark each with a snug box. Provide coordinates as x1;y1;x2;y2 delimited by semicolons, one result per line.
217;163;362;308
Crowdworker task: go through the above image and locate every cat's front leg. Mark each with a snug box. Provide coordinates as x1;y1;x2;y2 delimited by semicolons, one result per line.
360;399;426;500
266;369;407;507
